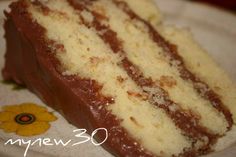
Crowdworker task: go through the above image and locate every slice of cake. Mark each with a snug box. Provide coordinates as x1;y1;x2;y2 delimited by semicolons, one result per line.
2;0;236;157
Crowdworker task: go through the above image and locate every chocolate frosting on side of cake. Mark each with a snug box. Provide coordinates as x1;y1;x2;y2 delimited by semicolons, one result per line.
2;1;156;157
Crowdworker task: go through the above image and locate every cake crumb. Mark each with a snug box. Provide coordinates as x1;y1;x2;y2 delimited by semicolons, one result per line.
127;91;148;101
117;76;127;83
89;56;105;67
130;116;143;128
160;76;177;88
214;86;221;91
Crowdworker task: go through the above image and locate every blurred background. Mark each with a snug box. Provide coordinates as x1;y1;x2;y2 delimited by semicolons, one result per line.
192;0;236;11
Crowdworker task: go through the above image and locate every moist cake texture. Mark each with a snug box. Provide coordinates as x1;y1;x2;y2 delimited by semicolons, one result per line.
2;0;236;157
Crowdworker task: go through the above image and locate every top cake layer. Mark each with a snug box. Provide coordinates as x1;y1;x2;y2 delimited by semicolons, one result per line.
3;0;236;157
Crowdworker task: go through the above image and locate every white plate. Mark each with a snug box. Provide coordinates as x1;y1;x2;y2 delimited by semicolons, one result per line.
0;0;236;157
